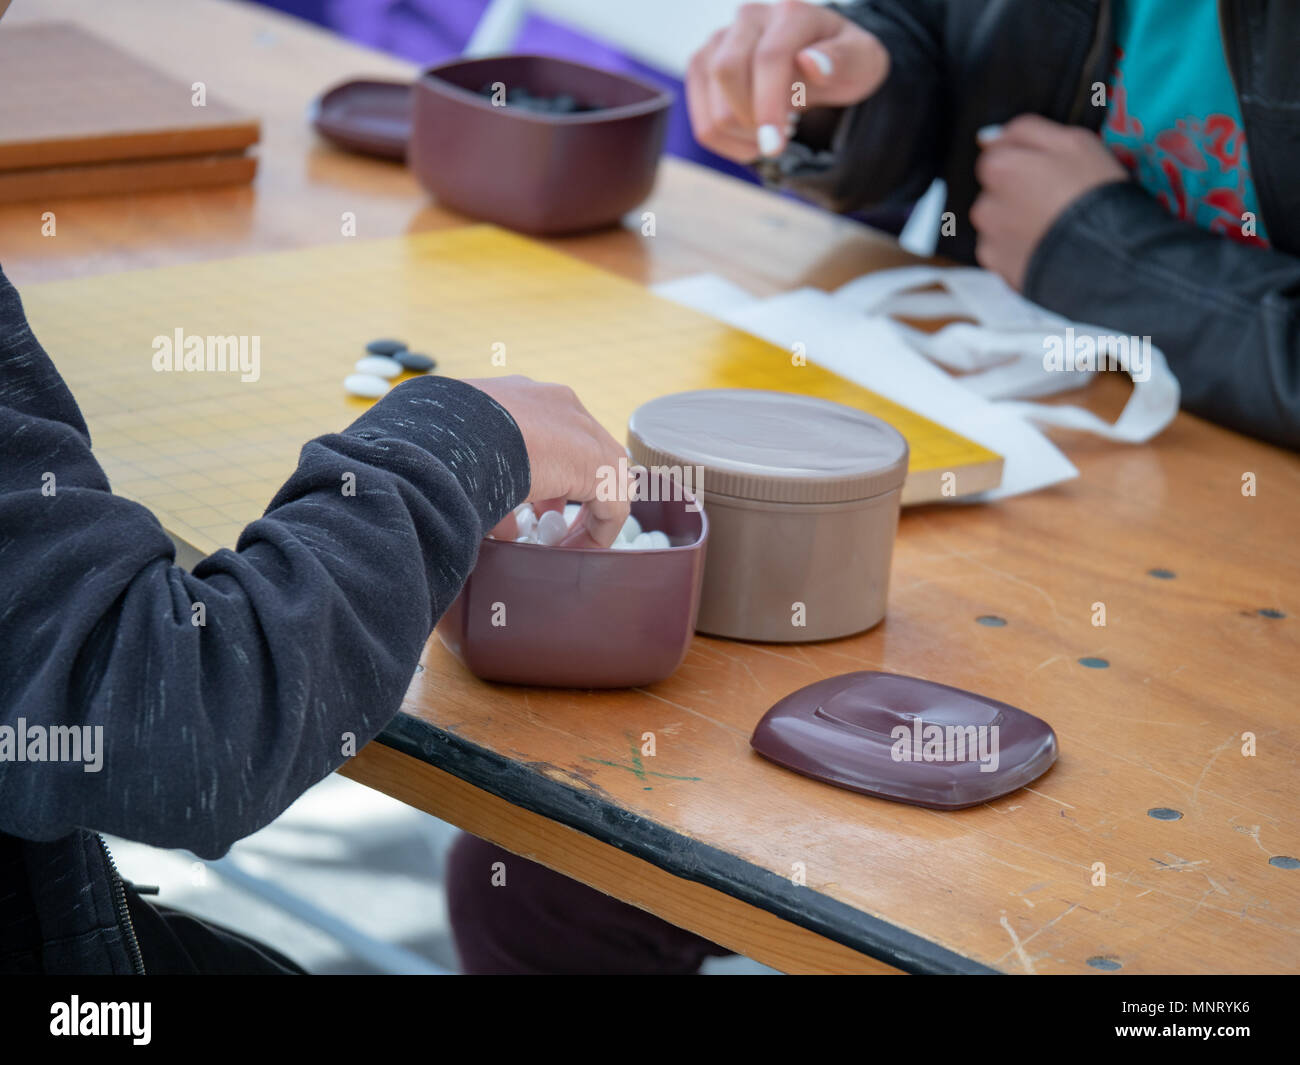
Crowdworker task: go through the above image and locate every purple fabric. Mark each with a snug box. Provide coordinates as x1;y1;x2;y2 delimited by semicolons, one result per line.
446;833;731;974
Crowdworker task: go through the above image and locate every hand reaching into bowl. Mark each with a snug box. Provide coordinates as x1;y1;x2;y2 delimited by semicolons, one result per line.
465;375;630;548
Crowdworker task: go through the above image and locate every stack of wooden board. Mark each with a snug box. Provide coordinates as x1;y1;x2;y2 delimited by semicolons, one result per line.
0;22;259;203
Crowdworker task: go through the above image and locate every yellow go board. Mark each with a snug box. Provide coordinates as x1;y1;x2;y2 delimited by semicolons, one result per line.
22;226;1001;558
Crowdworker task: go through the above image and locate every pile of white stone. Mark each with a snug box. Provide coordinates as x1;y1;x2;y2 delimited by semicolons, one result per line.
511;503;672;549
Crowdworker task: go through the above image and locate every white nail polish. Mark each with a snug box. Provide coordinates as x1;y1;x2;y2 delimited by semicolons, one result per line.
976;123;1004;145
757;123;784;157
802;48;833;77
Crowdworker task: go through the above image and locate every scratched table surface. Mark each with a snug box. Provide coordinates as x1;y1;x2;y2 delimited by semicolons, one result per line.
4;0;1298;975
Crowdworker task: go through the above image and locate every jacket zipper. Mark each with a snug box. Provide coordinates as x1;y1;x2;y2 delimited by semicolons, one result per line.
1216;0;1258;205
1067;0;1112;126
1217;1;1237;98
96;834;146;975
1211;2;1269;238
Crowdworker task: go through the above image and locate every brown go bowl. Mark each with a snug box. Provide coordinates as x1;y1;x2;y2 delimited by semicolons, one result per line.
436;494;707;688
409;54;672;235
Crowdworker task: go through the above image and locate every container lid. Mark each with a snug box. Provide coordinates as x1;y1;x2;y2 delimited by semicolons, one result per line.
627;389;909;504
751;671;1059;810
310;78;412;160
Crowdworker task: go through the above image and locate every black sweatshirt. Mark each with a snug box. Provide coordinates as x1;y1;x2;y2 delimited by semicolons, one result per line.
0;259;529;960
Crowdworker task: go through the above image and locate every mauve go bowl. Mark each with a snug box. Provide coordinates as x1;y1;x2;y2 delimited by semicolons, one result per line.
409;54;672;235
436;494;707;688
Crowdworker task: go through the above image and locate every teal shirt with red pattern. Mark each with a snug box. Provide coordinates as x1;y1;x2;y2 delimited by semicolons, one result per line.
1101;0;1269;247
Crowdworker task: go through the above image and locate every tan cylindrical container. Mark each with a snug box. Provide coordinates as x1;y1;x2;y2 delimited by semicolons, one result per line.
628;390;908;643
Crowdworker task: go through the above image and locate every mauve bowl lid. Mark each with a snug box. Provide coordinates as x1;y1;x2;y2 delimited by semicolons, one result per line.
310;78;412;160
751;671;1058;810
628;389;908;504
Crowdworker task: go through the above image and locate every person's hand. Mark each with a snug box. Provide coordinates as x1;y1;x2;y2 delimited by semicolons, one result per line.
971;115;1129;290
464;375;630;548
686;0;890;163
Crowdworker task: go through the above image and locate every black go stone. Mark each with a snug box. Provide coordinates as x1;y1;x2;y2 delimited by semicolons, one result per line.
395;351;436;373
477;83;596;114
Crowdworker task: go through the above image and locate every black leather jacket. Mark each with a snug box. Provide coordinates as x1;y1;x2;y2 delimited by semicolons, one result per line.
766;0;1299;450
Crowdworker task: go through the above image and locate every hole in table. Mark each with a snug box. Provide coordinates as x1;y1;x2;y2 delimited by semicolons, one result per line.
1147;807;1183;821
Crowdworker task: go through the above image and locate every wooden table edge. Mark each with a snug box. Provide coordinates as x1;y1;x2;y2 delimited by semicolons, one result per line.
339;713;1002;975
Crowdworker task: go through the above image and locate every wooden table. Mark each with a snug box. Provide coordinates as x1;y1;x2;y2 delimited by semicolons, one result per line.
5;0;1298;975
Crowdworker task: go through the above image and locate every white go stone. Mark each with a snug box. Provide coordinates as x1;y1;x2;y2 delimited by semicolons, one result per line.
506;507;671;551
515;504;538;538
563;502;582;526
627;529;672;550
618;515;642;543
536;509;568;546
343;373;391;398
354;355;404;378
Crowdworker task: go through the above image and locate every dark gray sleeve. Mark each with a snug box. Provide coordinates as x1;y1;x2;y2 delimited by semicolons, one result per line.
0;267;530;857
1024;180;1300;451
